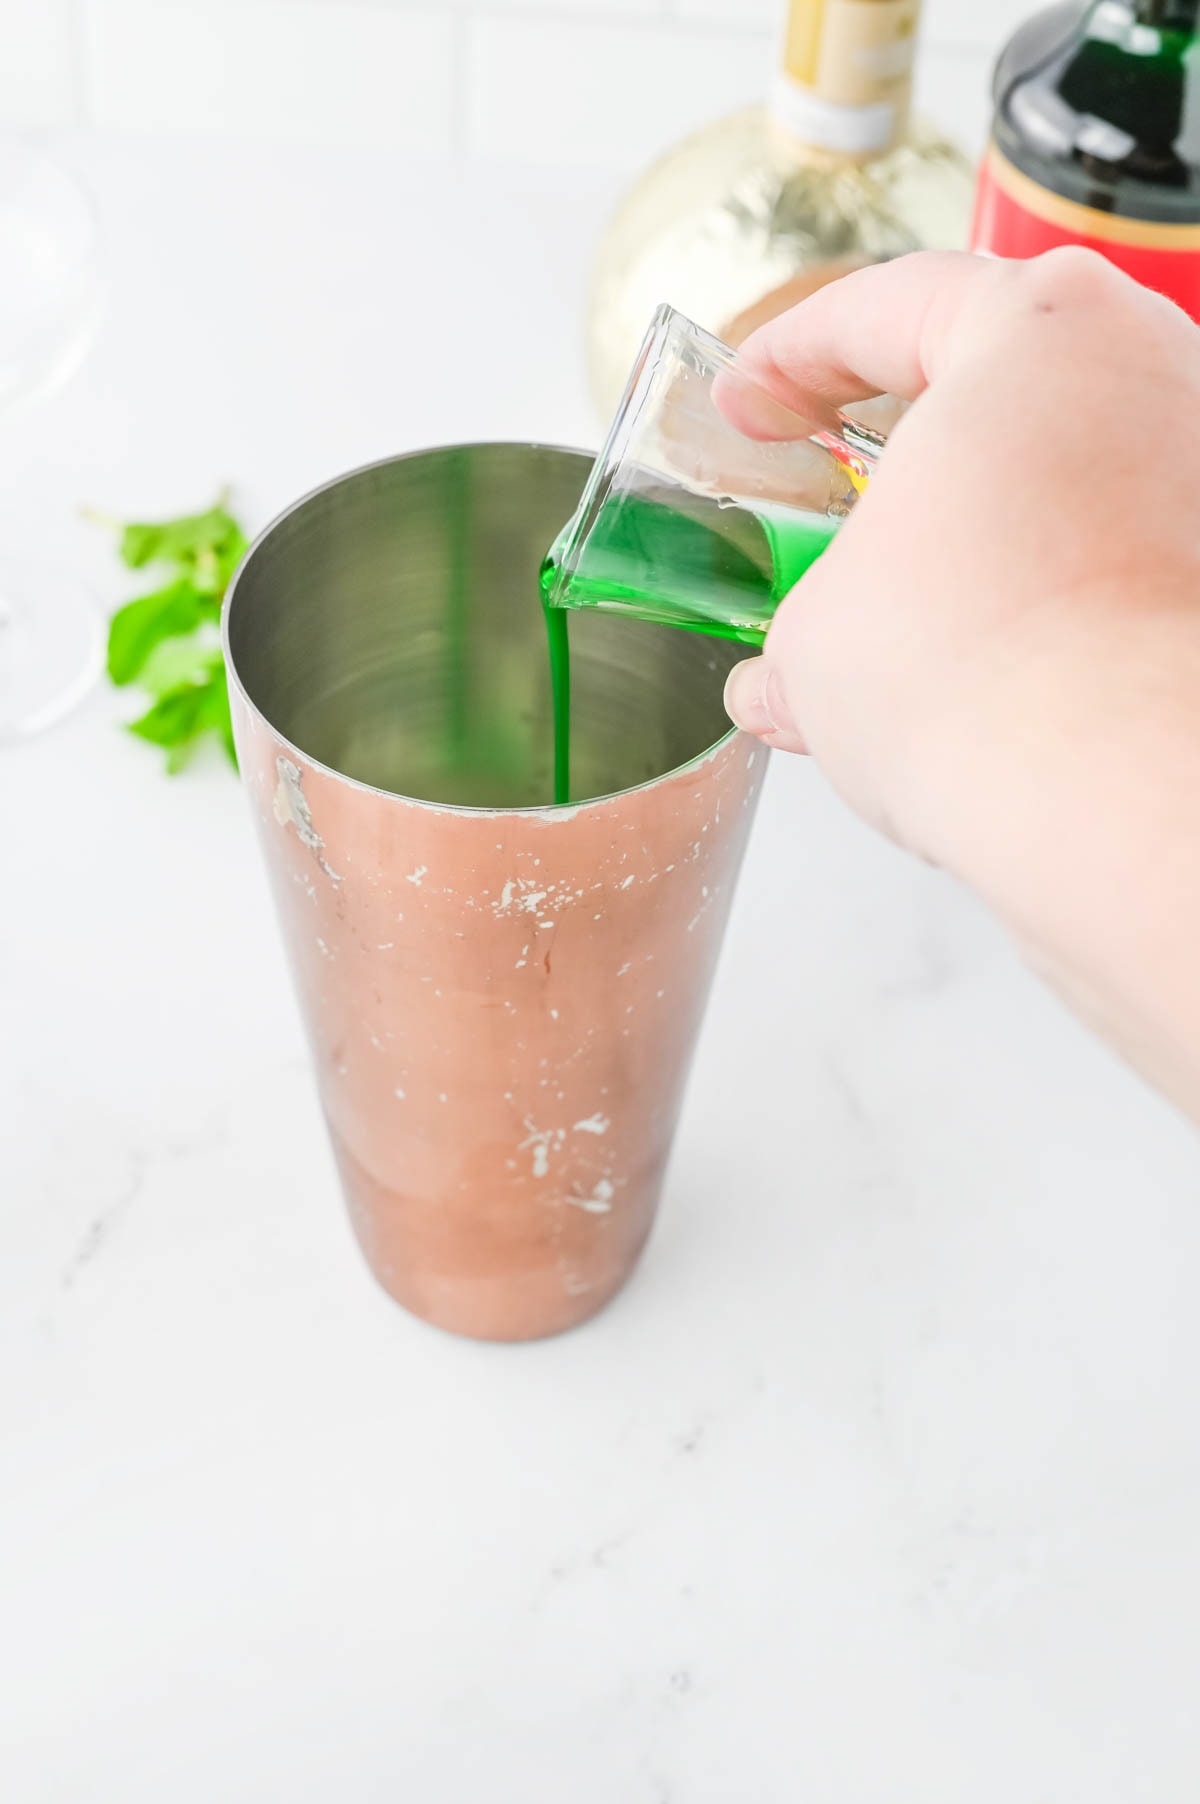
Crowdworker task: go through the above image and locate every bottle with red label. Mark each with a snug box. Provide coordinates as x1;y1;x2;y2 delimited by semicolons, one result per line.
971;1;1200;320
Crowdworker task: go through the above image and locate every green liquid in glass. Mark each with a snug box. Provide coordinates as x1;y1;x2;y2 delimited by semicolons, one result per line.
540;481;839;806
540;482;838;646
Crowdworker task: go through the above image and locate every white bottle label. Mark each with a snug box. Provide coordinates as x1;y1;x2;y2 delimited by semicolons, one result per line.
770;0;920;155
770;76;897;153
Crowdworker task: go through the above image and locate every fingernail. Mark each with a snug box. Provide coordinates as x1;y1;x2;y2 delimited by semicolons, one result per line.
723;658;802;747
724;658;773;733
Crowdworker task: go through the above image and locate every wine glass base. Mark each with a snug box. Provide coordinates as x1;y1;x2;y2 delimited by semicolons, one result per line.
0;560;104;741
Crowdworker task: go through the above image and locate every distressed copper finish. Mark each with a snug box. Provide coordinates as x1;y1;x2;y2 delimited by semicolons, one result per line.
224;445;764;1341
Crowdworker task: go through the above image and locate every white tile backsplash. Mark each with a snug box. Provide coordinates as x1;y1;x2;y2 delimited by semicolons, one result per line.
0;0;1005;150
670;0;786;28
378;0;661;10
465;0;660;12
915;41;993;157
0;0;78;127
922;0;1036;52
83;0;455;152
670;0;1019;45
467;13;773;172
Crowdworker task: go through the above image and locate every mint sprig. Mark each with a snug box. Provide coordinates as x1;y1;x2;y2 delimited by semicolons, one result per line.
93;494;248;774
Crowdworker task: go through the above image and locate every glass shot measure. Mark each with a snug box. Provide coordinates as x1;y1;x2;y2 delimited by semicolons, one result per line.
541;303;887;646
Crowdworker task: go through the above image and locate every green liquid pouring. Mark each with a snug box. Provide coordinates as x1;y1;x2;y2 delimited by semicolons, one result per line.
540;479;840;806
544;602;572;807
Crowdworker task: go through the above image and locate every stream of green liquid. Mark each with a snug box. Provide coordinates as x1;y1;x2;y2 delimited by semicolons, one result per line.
544;602;572;807
539;483;840;806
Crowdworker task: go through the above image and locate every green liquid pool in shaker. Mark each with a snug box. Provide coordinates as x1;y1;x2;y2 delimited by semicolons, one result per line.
540;480;840;805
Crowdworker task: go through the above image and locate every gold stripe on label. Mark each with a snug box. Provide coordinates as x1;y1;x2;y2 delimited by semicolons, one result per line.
986;143;1200;251
783;0;826;87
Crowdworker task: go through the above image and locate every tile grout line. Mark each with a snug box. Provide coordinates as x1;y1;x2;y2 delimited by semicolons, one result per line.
66;0;92;128
459;2;778;43
452;2;994;57
450;4;470;157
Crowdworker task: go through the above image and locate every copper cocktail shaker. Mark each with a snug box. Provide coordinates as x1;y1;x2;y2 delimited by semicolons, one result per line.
224;445;764;1341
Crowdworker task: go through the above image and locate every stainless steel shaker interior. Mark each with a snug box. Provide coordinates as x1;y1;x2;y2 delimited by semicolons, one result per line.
225;443;743;808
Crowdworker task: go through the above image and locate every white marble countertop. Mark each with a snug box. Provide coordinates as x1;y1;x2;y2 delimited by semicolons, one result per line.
4;129;1200;1804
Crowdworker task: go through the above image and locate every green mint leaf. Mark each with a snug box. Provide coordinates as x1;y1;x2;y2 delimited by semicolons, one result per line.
96;490;248;777
106;577;210;686
193;527;249;597
118;502;241;571
137;631;222;700
128;681;210;750
126;664;236;774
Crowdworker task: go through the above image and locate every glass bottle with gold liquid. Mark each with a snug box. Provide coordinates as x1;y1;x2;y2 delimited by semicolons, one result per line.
585;0;973;420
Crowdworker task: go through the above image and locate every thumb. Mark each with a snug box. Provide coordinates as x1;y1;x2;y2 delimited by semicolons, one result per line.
723;656;808;755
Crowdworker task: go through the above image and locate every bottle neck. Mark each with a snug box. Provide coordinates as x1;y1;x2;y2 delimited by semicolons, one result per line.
990;0;1200;221
768;0;922;161
1135;2;1200;30
1058;0;1199;160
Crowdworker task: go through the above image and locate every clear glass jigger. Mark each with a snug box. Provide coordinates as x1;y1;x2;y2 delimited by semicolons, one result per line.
541;303;888;646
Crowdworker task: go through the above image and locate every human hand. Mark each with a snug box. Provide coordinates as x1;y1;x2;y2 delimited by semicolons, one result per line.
724;248;1200;854
723;250;1200;1117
